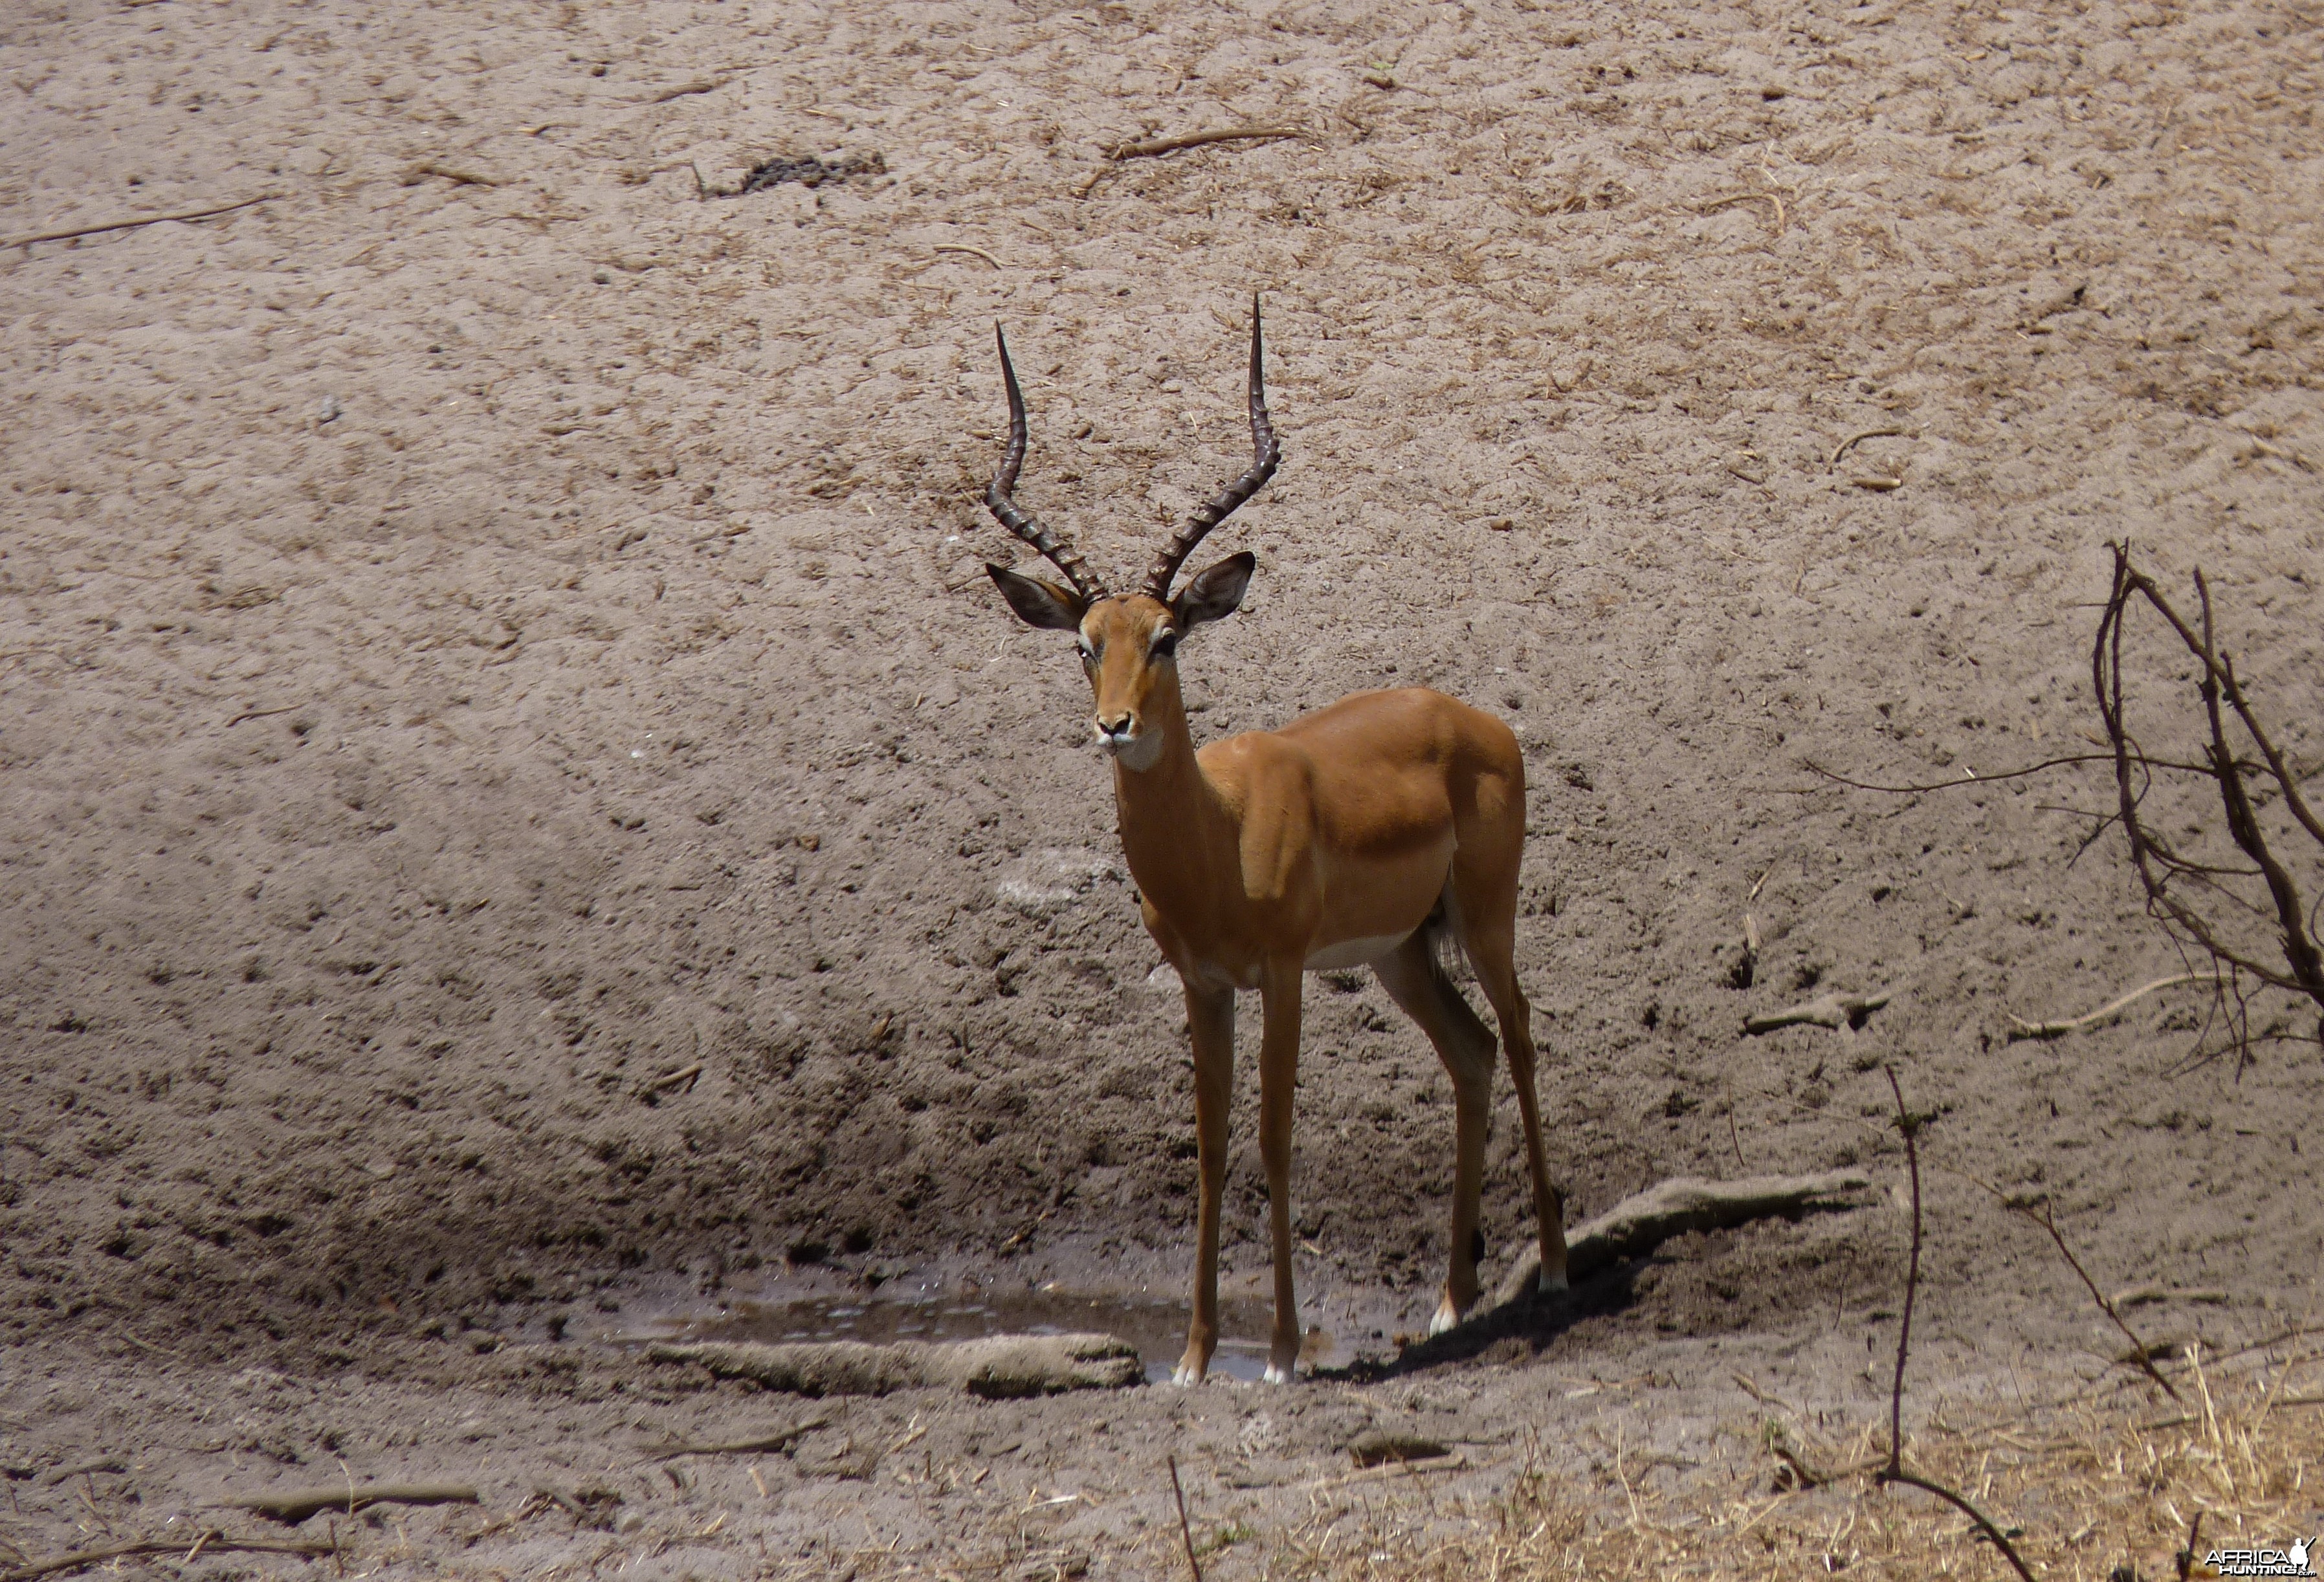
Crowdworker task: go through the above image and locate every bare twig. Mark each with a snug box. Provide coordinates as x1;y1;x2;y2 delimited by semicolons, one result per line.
1830;427;1907;467
644;77;726;103
2096;543;2324;1030
1490;1170;1872;1308
2003;1197;2184;1400
404;162;504;187
1107;125;1306;161
2004;972;2205;1040
1168;1455;1203;1582
643;1413;832;1460
1696;191;1786;231
2112;1285;2228;1309
225;704;302;729
5;193;281;249
1884;1071;1920;1471
1;1532;333;1582
1743;991;1890;1035
221;1485;478;1524
933;243;1004;269
2176;1508;2206;1582
1797;752;2216;796
1877;1069;2038;1582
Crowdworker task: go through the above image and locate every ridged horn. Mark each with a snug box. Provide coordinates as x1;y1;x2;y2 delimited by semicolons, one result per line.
984;324;1105;603
1142;295;1280;603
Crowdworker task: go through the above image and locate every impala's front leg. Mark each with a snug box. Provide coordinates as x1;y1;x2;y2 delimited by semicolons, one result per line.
1257;959;1305;1383
1174;979;1236;1386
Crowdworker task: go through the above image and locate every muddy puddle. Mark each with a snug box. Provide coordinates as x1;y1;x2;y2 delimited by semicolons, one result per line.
606;1273;1368;1383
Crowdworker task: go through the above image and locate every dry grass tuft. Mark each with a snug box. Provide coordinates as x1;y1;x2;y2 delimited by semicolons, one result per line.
1260;1346;2324;1581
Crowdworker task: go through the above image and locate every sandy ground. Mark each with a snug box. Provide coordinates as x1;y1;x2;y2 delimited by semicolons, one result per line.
4;0;2323;1574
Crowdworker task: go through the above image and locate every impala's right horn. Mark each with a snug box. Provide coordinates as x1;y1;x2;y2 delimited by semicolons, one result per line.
984;324;1106;603
1142;295;1281;603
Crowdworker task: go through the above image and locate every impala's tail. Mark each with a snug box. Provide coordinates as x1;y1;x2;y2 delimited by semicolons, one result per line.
1421;883;1477;986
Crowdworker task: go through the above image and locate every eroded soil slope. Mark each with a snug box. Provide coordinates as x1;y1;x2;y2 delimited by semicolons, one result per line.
3;0;2323;1570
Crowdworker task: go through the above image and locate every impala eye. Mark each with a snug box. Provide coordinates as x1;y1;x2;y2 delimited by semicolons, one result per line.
1149;630;1179;660
1076;638;1098;665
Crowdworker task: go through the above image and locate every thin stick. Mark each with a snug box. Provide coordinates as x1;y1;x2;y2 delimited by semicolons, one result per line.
1884;1069;1920;1473
2176;1509;2206;1582
1796;751;2215;795
1107;126;1305;161
644;1415;830;1460
2005;972;2204;1040
2003;1198;2184;1400
1830;427;1906;467
1696;192;1786;231
225;704;302;729
1878;1069;2037;1582
5;193;280;249
1167;1455;1203;1582
645;78;725;104
221;1484;478;1523
1743;990;1889;1035
933;243;1003;269
405;162;503;188
1;1533;333;1582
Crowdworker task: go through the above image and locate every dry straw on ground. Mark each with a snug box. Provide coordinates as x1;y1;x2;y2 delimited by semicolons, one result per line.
1246;1347;2323;1581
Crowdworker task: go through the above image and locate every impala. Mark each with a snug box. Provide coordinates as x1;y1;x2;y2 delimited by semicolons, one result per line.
975;302;1569;1385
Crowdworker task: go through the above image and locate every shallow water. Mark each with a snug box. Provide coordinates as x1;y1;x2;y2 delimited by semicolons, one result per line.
620;1273;1350;1383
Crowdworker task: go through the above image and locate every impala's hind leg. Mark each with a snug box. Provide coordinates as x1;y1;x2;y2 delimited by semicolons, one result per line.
1373;930;1498;1335
1459;908;1569;1293
1445;806;1569;1296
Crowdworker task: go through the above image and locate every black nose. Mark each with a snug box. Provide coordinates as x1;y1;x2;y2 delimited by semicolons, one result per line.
1098;713;1133;737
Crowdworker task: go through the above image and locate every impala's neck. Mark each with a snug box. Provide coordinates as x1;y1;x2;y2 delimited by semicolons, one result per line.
1108;667;1228;908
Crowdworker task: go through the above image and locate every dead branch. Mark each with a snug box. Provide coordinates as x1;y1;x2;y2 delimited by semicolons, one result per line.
1830;427;1906;467
2005;972;2206;1040
4;192;280;250
1743;990;1890;1034
2111;1285;2228;1309
1492;1169;1874;1308
648;1331;1140;1397
643;1413;832;1460
2097;544;2324;1041
1696;191;1786;232
1107;125;1307;160
403;162;504;187
2176;1509;2206;1582
1877;1070;2038;1582
643;77;727;103
221;1485;479;1524
1;1532;334;1582
1168;1454;1203;1582
1797;751;2215;796
2010;1196;2182;1399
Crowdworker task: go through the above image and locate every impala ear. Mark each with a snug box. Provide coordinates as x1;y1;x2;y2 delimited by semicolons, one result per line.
986;563;1089;630
1172;551;1254;631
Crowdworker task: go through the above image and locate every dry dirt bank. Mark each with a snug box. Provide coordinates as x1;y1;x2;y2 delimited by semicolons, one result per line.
3;0;2322;1574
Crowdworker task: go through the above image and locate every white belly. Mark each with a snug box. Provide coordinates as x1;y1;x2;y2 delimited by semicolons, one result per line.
1301;931;1411;972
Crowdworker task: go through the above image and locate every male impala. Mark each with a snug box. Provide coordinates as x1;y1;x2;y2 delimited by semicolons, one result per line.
975;302;1568;1384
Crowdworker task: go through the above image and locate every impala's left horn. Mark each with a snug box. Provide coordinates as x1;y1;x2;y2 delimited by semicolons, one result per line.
984;324;1106;604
